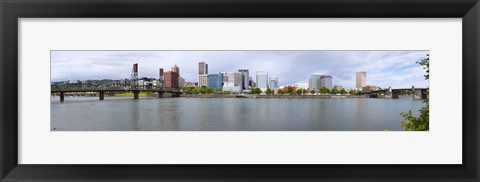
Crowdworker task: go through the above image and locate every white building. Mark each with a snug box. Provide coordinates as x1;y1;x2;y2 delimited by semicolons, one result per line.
256;71;269;92
356;71;366;89
294;83;309;89
198;74;208;87
222;82;242;93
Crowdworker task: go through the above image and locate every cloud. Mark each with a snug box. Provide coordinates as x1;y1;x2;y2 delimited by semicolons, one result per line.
51;50;429;89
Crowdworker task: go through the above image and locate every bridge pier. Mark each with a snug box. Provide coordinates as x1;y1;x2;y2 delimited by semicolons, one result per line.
157;92;164;98
60;92;65;102
133;91;140;99
99;91;105;100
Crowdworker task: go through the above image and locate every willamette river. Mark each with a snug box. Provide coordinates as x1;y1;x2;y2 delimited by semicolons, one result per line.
51;97;424;131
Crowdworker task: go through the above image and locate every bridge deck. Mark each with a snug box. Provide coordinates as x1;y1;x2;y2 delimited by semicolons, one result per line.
51;89;181;93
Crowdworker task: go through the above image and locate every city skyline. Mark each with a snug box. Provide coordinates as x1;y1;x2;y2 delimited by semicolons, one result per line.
51;50;429;88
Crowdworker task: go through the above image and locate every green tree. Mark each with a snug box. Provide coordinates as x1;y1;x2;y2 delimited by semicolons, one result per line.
265;88;273;95
399;55;429;131
349;89;357;95
199;88;206;94
310;89;316;94
251;87;262;94
340;89;347;95
320;87;330;94
296;89;304;95
331;88;339;94
277;89;284;95
287;87;294;95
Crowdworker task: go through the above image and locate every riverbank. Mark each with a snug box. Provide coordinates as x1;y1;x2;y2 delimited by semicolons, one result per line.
181;94;367;99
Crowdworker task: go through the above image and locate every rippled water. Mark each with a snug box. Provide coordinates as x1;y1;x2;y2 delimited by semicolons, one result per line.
51;97;424;131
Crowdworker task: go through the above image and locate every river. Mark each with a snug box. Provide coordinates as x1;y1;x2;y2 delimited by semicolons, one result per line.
51;97;424;131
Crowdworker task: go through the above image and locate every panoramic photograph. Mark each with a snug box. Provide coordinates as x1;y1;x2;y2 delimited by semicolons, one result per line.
50;50;429;131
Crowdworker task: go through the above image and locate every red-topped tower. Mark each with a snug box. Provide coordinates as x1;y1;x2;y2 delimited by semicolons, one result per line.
131;63;138;86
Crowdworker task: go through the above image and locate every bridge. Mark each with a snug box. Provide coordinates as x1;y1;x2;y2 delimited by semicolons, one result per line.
51;86;183;102
364;86;428;100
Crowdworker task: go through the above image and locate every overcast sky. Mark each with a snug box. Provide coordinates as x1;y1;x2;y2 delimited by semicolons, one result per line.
51;50;429;89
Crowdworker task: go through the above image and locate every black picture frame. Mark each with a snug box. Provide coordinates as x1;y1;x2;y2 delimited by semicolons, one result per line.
1;0;479;181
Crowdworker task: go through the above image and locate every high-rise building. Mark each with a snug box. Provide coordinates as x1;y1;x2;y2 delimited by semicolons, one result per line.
207;74;223;90
356;71;367;90
171;64;179;75
198;62;208;87
248;76;254;88
178;77;185;87
309;74;322;89
158;68;164;87
198;62;208;75
164;71;179;88
320;75;333;89
269;76;278;89
228;72;243;87
238;69;249;90
256;71;269;92
199;74;208;87
219;72;228;86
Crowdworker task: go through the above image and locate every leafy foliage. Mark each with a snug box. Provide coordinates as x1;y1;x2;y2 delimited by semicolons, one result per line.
265;88;273;95
251;87;262;94
400;98;429;131
287;87;294;95
319;87;330;94
349;89;358;95
331;88;339;94
399;55;429;131
296;89;304;95
277;89;284;95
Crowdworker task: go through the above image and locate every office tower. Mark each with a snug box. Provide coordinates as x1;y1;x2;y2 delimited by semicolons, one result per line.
248;76;253;88
164;71;179;88
198;62;208;75
238;69;249;90
198;62;209;87
256;71;269;92
228;72;243;87
199;74;208;87
207;74;223;90
308;74;322;89
320;75;333;89
269;76;278;89
219;72;228;86
356;71;367;89
178;77;185;87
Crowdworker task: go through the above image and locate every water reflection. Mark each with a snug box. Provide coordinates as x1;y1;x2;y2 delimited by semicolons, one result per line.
51;97;425;131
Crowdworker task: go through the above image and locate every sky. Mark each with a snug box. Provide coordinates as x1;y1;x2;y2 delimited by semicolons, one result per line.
51;50;429;89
